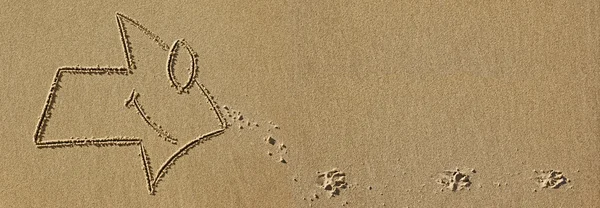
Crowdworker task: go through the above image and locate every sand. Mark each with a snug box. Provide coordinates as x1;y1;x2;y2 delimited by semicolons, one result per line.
1;1;599;207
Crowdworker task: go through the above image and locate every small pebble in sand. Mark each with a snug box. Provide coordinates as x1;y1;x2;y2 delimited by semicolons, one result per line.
265;136;276;145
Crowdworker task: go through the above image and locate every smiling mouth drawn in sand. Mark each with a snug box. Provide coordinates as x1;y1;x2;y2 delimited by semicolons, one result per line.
33;13;228;195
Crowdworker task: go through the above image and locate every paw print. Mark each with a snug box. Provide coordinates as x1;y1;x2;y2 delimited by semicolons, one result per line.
534;169;570;189
435;168;472;191
316;168;348;197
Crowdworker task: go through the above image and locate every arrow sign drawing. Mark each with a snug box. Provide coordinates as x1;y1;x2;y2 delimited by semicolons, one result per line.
33;13;228;194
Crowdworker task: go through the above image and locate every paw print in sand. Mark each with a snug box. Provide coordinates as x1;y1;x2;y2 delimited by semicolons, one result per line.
316;168;348;197
435;168;472;192
534;169;570;189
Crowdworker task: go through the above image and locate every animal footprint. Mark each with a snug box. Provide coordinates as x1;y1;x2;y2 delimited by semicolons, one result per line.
316;168;348;197
435;168;473;192
533;169;570;189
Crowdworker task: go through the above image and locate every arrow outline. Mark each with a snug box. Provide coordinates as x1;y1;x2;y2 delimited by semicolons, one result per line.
33;12;228;194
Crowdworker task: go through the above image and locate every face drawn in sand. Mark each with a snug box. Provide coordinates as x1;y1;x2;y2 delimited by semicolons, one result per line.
435;168;473;192
33;13;229;195
315;168;348;197
534;169;570;189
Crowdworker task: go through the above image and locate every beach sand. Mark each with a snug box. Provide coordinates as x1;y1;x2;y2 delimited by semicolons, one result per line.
1;0;599;207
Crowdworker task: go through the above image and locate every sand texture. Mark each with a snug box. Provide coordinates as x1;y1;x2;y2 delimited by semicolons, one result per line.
1;1;599;207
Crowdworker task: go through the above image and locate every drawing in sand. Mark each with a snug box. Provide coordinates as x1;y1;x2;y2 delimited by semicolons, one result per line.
33;13;227;195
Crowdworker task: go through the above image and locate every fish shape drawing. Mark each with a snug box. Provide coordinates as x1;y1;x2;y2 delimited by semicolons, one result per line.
34;13;228;194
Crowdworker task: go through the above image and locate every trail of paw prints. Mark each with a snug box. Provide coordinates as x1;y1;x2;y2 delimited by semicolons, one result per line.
217;104;288;164
430;167;576;194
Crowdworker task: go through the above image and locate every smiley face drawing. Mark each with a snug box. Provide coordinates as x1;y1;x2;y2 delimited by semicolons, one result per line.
33;13;228;194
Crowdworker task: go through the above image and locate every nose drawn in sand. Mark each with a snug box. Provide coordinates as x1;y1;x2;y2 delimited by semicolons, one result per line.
33;13;227;194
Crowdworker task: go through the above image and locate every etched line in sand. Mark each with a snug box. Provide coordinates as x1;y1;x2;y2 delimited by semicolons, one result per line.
116;12;170;71
125;89;177;144
34;13;228;195
34;66;129;145
198;81;227;129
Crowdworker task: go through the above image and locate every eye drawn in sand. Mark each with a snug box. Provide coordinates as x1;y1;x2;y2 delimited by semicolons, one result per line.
167;39;199;94
33;13;230;195
532;169;571;190
434;168;473;192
